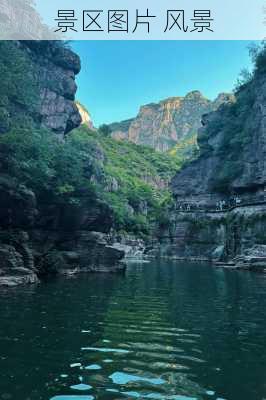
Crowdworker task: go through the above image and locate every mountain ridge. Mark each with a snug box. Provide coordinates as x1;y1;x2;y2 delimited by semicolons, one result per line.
108;91;234;152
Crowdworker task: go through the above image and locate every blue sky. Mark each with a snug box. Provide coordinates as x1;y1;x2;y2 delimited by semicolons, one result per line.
72;41;254;127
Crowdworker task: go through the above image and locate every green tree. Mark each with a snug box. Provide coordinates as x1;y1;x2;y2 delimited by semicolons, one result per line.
98;124;111;136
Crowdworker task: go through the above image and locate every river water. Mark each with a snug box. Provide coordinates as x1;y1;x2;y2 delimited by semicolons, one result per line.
0;261;266;400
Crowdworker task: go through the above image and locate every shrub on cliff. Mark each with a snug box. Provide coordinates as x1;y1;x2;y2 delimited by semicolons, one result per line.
0;127;101;204
0;41;38;133
98;124;112;137
234;42;266;94
70;125;181;236
252;42;266;75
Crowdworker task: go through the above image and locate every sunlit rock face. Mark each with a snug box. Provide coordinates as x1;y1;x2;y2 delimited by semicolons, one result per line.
109;91;233;152
76;101;95;130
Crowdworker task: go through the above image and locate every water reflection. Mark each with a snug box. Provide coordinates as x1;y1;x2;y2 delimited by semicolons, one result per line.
51;397;94;400
0;261;266;399
109;371;166;385
84;364;102;370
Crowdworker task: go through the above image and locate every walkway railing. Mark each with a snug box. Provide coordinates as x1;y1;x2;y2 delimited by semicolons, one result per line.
175;200;266;214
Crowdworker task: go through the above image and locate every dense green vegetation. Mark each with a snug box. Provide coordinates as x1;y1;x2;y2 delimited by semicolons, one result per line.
0;41;184;238
0;41;99;209
69;126;183;236
0;41;38;133
5;40;265;236
0;123;182;236
168;133;199;161
0;127;100;201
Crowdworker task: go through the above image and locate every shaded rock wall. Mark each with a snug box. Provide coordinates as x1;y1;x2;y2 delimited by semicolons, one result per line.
0;158;125;287
23;41;82;136
162;53;266;264
171;64;266;200
149;206;266;264
0;41;124;286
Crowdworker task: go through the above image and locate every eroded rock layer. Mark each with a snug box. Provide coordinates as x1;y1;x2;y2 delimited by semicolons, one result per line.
151;51;266;269
109;91;233;152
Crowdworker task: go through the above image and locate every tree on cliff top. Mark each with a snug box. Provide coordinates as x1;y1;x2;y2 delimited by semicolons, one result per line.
0;41;37;133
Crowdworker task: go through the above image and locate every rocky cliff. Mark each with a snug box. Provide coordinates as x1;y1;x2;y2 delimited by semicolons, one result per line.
0;41;82;136
76;101;95;130
109;91;233;152
150;46;266;269
24;41;82;136
0;41;124;287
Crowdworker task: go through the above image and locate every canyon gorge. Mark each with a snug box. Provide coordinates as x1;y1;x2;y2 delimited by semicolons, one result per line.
0;40;266;287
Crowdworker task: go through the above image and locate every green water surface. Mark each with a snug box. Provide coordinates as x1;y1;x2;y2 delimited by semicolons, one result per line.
0;261;266;400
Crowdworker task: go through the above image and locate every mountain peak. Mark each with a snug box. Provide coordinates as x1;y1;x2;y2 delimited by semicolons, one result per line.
108;91;232;152
185;90;205;99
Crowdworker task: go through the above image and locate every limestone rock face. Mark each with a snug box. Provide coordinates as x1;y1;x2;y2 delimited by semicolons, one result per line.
163;54;266;264
19;41;82;136
233;245;266;271
0;232;39;287
76;102;95;130
109;91;233;152
172;71;266;200
34;231;125;276
0;174;125;286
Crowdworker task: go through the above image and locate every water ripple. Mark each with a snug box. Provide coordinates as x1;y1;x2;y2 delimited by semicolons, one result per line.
1;261;266;400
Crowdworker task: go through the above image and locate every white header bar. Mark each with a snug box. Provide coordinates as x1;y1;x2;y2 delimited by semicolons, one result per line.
0;0;265;40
